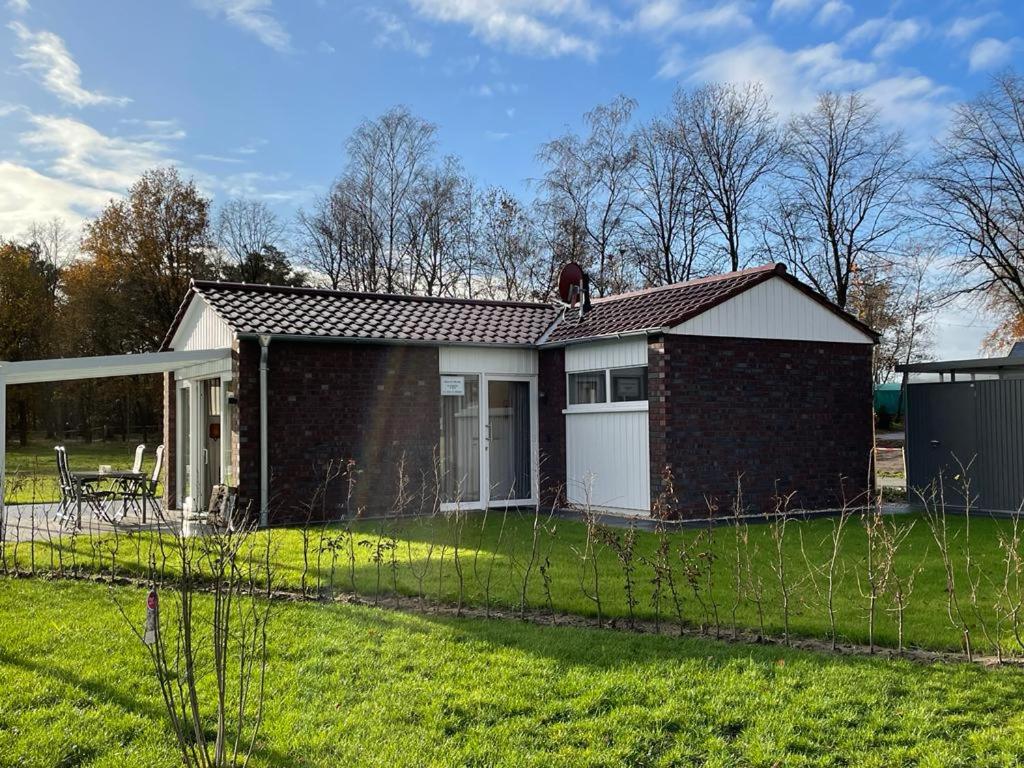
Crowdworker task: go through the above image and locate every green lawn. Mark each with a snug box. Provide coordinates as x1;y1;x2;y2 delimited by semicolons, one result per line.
4;440;161;503
6;508;1024;656
1;577;1023;767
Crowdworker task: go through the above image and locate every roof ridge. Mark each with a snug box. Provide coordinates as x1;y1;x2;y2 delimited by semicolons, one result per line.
190;280;554;311
590;263;783;305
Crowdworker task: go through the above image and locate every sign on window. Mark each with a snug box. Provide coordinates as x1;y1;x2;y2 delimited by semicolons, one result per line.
440;375;465;396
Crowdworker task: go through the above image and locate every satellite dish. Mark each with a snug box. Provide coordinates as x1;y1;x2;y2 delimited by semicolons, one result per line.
558;262;586;306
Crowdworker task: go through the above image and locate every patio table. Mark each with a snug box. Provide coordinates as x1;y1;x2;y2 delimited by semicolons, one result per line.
70;470;148;529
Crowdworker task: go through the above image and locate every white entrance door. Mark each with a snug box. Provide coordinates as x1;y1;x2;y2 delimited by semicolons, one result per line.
178;376;231;511
440;374;537;509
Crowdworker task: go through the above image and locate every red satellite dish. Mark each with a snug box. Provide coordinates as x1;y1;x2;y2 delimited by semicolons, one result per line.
558;262;586;305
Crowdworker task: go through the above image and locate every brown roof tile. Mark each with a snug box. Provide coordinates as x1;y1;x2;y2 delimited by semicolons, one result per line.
543;265;783;343
183;282;557;346
162;264;876;350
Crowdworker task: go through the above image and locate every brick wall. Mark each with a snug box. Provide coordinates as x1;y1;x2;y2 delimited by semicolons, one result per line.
237;339;441;524
649;334;874;517
538;347;566;506
236;339;261;513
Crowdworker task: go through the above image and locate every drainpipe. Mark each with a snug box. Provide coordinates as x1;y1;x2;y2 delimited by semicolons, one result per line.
259;335;271;528
0;374;6;528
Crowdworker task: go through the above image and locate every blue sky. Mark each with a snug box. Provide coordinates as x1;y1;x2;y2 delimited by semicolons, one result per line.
1;0;1021;355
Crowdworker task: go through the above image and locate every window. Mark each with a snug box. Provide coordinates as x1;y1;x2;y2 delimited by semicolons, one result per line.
611;367;648;402
568;366;648;405
568;371;606;405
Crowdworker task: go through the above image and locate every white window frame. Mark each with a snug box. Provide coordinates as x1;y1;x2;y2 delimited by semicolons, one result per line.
564;363;649;414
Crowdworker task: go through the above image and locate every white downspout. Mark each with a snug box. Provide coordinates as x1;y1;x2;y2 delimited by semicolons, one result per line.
259;335;270;527
0;374;6;528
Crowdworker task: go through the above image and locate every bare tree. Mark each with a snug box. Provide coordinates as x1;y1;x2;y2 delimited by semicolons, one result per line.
925;72;1024;346
854;243;945;384
23;217;76;293
477;186;545;300
538;95;638;296
216;199;285;277
673;82;783;271
629;116;716;285
344;106;437;293
297;183;375;291
404;157;473;296
768;92;911;309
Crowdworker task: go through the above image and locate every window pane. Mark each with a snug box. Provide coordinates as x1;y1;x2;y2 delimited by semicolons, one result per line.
440;375;480;503
610;367;648;402
569;371;607;405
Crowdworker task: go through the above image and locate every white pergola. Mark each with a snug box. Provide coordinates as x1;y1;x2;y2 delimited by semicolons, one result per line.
0;349;229;519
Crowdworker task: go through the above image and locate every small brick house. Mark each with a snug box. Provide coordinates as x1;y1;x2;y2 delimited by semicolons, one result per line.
159;263;877;523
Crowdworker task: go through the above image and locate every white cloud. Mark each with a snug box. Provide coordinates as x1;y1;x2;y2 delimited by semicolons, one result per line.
409;0;605;59
8;22;131;108
858;75;950;136
18;113;179;190
316;40;335;55
769;0;816;19
472;80;521;97
947;13;998;42
815;0;851;27
689;36;948;142
6;0;30;14
195;0;291;52
0;161;111;233
485;130;511;140
969;37;1016;72
657;43;687;79
368;9;432;57
845;17;925;58
690;38;877;113
634;0;751;33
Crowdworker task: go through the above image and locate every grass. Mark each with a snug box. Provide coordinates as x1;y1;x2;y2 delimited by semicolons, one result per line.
5;506;1024;655
2;577;1024;767
4;439;161;503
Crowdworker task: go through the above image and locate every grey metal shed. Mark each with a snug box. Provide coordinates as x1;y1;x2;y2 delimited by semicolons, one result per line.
898;350;1024;513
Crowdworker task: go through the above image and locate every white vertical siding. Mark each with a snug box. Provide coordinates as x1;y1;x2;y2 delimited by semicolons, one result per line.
171;298;234;351
439;346;537;375
670;277;874;344
565;336;649;372
566;407;650;513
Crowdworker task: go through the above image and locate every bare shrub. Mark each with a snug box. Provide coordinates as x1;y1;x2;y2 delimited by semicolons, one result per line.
801;480;858;650
117;515;272;768
571;475;604;626
919;469;974;659
768;489;796;645
646;466;682;634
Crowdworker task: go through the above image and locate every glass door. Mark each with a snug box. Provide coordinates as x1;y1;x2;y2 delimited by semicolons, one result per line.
202;379;222;502
440;375;481;504
179;385;191;508
486;379;532;504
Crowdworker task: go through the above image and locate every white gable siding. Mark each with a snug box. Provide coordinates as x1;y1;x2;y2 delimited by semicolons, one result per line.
439;346;537;375
669;276;874;344
170;297;234;351
565;336;648;372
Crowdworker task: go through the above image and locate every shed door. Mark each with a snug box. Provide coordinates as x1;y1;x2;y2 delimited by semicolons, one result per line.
906;382;978;506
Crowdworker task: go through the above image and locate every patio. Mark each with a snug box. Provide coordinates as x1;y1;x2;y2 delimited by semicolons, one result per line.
0;348;231;527
2;500;183;541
